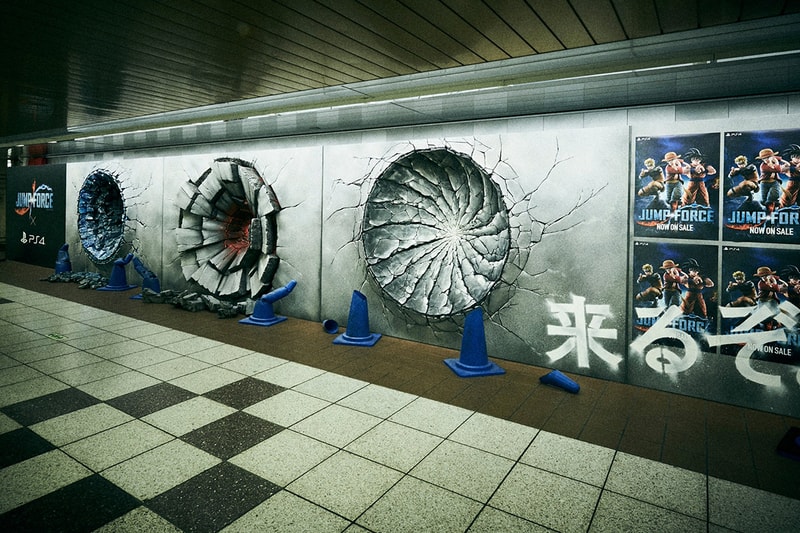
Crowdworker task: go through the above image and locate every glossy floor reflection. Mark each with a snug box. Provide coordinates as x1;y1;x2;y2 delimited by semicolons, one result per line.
1;275;800;531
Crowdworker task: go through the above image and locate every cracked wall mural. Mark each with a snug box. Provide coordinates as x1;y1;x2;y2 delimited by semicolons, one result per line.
69;164;154;270
77;169;128;263
323;132;628;379
362;147;511;318
174;157;281;299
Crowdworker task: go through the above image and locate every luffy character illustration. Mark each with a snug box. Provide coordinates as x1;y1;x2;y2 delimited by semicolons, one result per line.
663;152;689;212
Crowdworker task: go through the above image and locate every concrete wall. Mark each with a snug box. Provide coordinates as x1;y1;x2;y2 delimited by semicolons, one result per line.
37;93;800;417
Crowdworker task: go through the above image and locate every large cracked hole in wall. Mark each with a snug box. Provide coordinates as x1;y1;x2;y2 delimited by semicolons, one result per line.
175;157;281;299
362;148;511;317
78;170;127;264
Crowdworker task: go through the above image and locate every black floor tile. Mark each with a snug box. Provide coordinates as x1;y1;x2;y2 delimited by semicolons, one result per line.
1;387;100;426
181;411;284;459
203;377;285;409
0;474;140;532
106;382;196;418
146;462;281;532
0;428;55;468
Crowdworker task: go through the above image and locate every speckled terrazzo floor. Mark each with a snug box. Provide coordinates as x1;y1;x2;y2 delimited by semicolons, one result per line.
1;263;800;531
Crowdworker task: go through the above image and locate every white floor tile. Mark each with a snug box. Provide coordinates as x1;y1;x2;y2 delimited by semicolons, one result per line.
708;476;800;533
0;450;92;514
101;440;220;500
490;463;601;532
222;490;349;533
590;490;706;532
230;430;337;486
450;412;539;460
288;450;402;521
389;397;473;437
293;372;369;402
337;383;417;418
244;389;330;427
292;404;381;447
30;403;133;446
606;452;707;520
142;396;236;436
521;430;615;487
346;420;443;472
410;440;515;502
357;476;482;533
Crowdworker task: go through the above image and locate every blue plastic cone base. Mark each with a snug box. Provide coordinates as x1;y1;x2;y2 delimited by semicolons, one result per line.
444;357;505;377
539;369;580;394
334;290;380;346
239;314;287;327
333;332;381;347
239;298;287;327
445;308;504;377
55;262;72;274
130;294;143;300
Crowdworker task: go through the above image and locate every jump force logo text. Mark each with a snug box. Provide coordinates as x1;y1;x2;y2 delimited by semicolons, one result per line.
14;181;55;224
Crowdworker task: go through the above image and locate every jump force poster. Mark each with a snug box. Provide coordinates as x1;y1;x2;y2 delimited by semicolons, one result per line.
631;241;718;359
722;129;800;244
633;133;720;240
717;246;799;364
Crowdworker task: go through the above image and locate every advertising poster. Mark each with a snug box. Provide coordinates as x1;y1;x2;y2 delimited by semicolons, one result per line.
633;133;720;240
631;240;718;353
722;129;800;243
717;246;800;362
6;164;67;268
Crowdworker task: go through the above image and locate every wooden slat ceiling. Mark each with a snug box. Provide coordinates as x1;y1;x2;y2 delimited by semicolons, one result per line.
2;0;798;143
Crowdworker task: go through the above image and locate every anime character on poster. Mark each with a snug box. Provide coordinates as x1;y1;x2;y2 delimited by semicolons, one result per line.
780;144;800;209
681;148;717;208
756;148;788;213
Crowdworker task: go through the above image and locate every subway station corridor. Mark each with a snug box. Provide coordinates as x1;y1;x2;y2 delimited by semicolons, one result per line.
1;262;799;532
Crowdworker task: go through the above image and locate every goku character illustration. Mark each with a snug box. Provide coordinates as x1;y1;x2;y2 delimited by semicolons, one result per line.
660;259;686;308
637;158;668;209
756;148;789;213
780;265;800;308
726;155;763;212
663;152;689;212
725;270;756;307
635;263;663;306
681;258;714;318
780;144;800;209
681;148;717;207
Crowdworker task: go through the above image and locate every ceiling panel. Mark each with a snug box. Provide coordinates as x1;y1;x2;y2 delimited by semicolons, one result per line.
1;0;798;145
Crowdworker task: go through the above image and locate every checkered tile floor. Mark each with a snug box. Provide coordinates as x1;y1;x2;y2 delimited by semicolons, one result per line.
1;283;799;532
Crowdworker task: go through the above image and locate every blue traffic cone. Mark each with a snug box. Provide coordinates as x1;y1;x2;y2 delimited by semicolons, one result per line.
322;319;339;334
444;308;505;377
539;369;580;394
54;243;72;274
131;256;161;300
98;253;138;291
333;290;381;346
240;280;297;327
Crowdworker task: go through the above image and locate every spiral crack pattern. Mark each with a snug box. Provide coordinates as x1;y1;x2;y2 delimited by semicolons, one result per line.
363;148;510;317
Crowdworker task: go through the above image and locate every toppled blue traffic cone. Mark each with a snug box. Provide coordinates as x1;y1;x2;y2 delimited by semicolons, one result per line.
55;243;72;274
131;256;161;300
334;290;381;346
322;319;339;334
776;427;800;461
98;253;138;291
540;369;580;394
240;280;297;327
444;308;505;377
